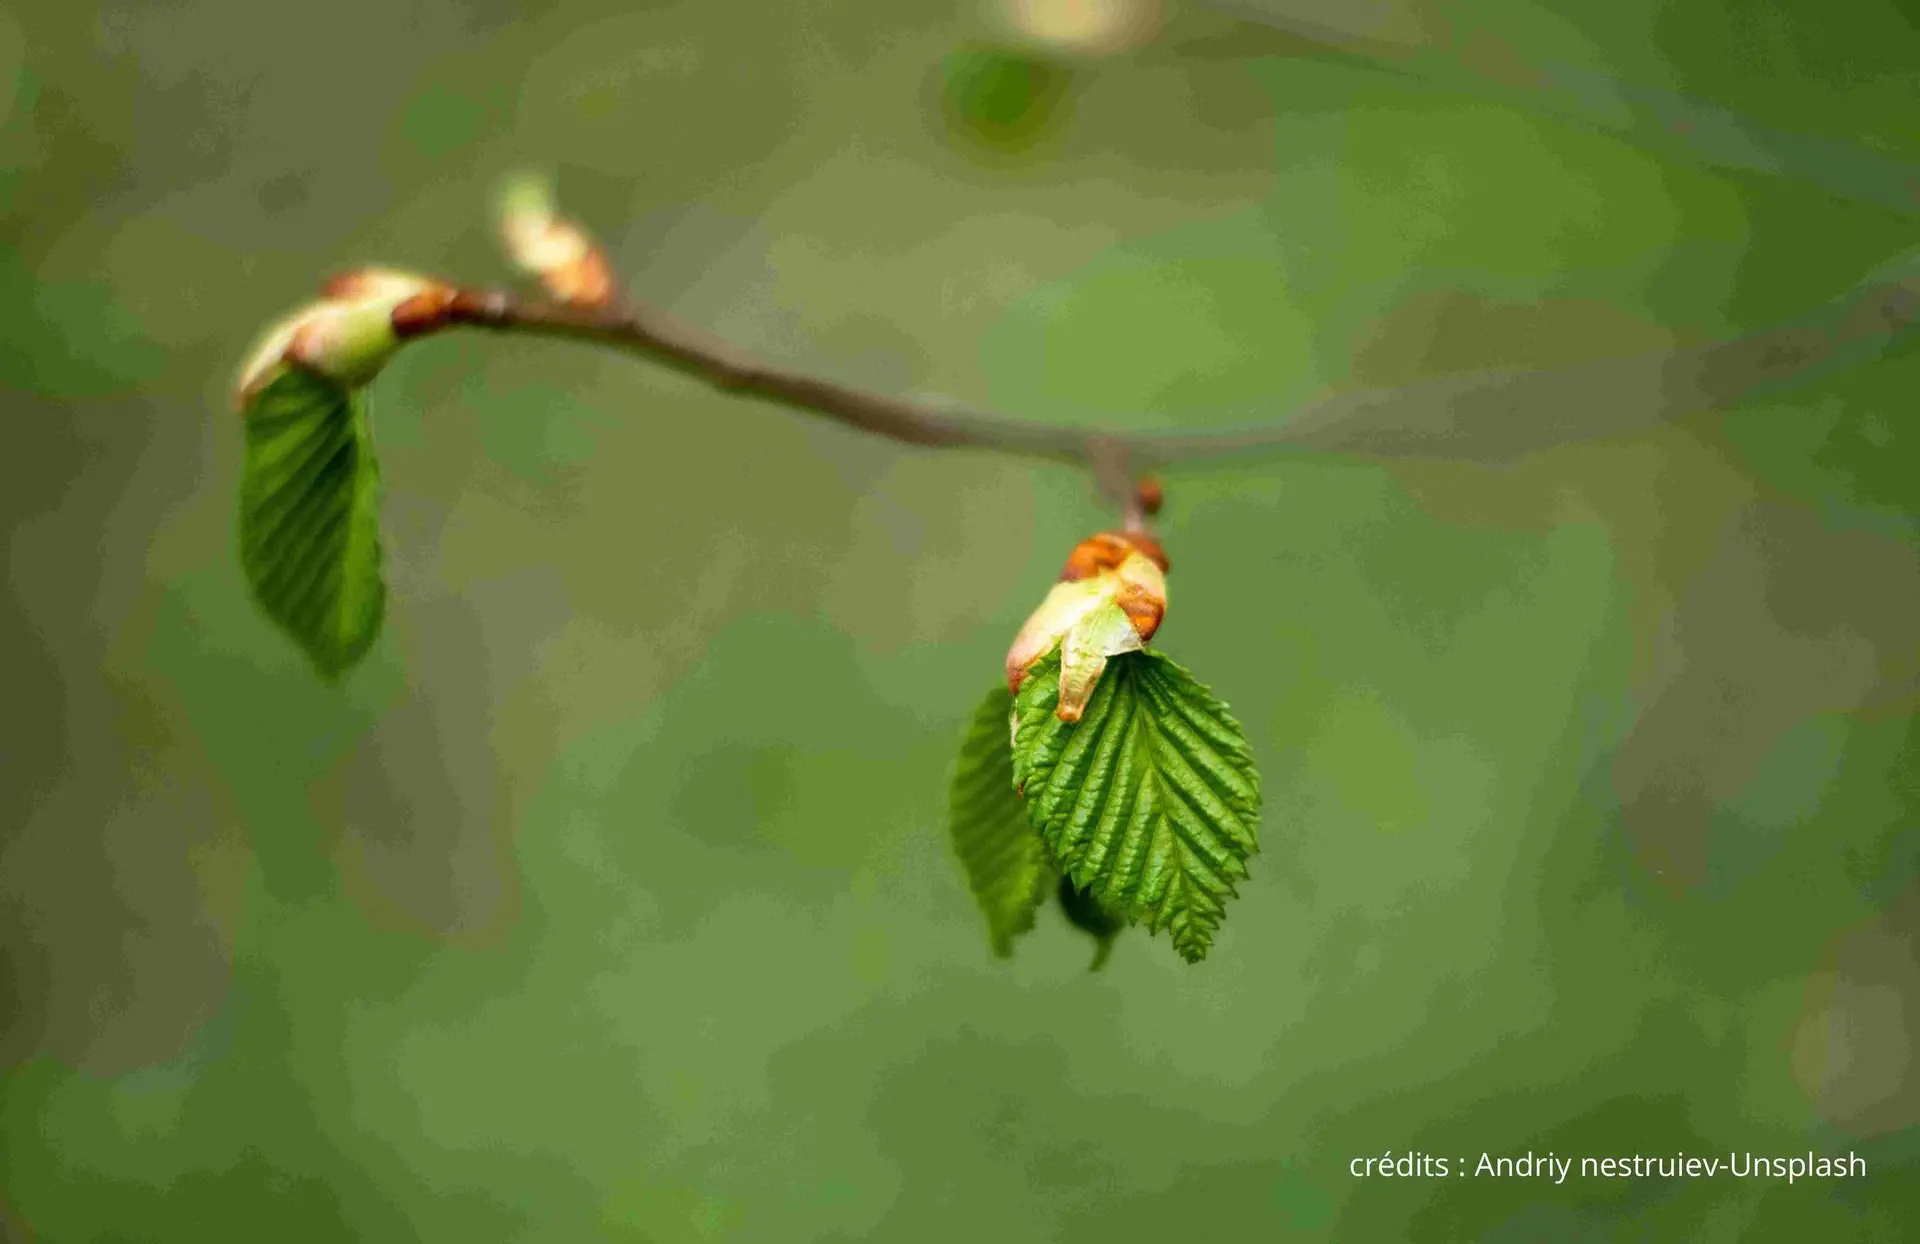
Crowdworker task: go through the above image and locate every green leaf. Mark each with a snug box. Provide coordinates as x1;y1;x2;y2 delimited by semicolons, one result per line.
1012;648;1261;963
948;681;1055;958
237;367;386;681
1055;874;1126;972
939;46;1073;154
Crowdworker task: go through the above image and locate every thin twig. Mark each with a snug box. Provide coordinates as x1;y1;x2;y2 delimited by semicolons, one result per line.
453;293;1106;459
440;246;1920;482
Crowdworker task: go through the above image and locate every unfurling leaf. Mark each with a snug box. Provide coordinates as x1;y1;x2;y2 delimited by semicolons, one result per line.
949;682;1055;957
238;368;386;680
1012;647;1260;963
1056;874;1126;971
1005;530;1168;722
1057;600;1143;725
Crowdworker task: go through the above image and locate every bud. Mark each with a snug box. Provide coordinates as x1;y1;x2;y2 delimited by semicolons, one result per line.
319;267;443;305
498;173;615;309
1006;530;1169;722
989;0;1164;57
233;267;449;411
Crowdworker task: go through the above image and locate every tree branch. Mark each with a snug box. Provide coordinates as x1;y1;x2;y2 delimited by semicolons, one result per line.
458;292;1075;452
435;244;1920;485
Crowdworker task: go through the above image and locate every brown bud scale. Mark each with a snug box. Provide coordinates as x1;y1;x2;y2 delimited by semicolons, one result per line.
1060;531;1169;581
390;288;461;338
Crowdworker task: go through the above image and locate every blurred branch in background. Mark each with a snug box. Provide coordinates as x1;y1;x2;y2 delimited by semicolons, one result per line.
1191;0;1920;215
954;0;1920;210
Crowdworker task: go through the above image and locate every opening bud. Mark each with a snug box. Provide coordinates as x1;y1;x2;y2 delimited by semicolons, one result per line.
233;268;450;411
498;173;615;309
1006;529;1169;722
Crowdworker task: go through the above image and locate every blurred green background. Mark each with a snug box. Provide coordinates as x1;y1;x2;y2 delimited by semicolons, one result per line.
3;0;1917;1239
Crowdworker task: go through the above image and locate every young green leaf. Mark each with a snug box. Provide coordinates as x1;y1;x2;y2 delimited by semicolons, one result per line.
1056;874;1126;972
949;681;1055;957
237;368;386;680
1012;647;1260;963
